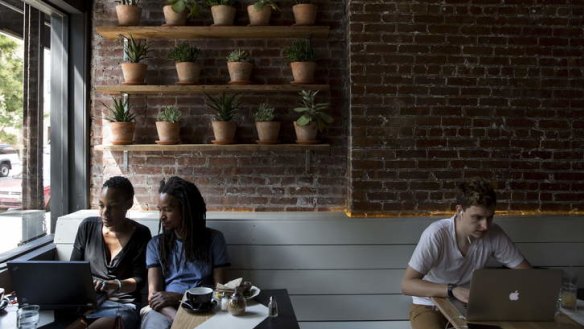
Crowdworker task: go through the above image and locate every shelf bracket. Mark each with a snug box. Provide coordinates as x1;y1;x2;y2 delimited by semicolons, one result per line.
122;150;129;171
305;150;311;173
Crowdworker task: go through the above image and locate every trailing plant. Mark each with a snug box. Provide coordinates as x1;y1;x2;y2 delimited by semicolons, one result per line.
253;102;276;121
284;39;315;62
119;0;139;5
226;49;251;62
122;35;150;63
293;90;332;131
103;97;136;122
157;105;182;123
167;0;201;17
205;0;235;6
168;43;200;62
205;93;240;121
252;0;279;11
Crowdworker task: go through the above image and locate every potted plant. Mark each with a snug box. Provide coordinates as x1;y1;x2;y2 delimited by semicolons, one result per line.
116;0;142;26
206;0;236;26
292;0;317;25
169;43;201;84
164;0;201;25
253;102;280;144
205;93;240;144
155;105;182;144
226;49;253;84
293;89;332;144
121;35;150;85
284;38;316;84
247;0;278;26
103;96;136;145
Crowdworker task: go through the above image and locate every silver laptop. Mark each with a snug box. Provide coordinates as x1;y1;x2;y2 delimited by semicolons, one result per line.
455;268;561;322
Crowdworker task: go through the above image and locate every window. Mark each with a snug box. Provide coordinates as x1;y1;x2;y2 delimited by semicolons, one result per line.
0;0;88;258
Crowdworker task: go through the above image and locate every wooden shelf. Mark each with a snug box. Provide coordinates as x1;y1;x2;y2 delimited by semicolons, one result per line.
96;25;329;40
95;144;330;152
95;84;330;95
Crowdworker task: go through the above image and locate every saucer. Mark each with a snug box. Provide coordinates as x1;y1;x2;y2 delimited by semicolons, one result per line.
295;139;320;145
155;140;180;145
181;300;216;314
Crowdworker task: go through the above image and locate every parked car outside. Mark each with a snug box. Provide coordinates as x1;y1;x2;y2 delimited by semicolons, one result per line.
0;144;21;177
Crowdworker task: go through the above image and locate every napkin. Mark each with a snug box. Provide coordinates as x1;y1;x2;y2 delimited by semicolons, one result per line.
560;299;584;325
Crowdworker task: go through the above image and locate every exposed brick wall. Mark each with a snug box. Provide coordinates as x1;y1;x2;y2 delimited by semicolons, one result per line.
90;1;349;211
348;1;584;215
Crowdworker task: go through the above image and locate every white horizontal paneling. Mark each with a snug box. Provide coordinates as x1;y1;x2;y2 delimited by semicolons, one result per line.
299;321;411;329
291;295;411;321
227;269;405;294
517;243;584;267
228;245;415;269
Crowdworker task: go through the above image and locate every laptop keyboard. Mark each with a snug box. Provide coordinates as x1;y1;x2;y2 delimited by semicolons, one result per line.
450;299;468;318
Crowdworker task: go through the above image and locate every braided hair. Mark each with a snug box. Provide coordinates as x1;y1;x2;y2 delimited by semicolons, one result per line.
158;176;209;275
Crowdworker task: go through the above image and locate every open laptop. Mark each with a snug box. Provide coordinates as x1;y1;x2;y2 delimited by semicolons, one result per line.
7;260;105;310
454;268;561;322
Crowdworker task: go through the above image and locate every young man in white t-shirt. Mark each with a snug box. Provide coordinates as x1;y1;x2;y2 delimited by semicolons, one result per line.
401;179;531;329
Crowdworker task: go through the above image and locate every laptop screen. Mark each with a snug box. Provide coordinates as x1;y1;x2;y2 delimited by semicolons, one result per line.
7;260;100;310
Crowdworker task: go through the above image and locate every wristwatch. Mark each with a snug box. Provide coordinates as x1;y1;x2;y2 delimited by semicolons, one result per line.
447;283;456;298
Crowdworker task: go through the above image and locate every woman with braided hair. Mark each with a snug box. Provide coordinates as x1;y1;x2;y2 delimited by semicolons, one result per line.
140;176;230;329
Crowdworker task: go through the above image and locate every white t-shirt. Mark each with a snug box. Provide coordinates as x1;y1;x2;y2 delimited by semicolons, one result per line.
408;215;525;305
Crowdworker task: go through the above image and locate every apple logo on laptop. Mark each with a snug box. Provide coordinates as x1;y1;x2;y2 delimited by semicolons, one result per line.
508;290;520;301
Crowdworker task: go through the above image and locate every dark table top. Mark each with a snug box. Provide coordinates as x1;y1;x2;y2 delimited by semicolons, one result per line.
254;289;300;329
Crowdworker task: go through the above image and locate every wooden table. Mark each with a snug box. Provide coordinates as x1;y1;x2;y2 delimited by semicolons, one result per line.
171;289;299;329
432;297;583;329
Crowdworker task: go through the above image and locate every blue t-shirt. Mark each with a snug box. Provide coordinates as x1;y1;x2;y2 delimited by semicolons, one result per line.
146;228;230;294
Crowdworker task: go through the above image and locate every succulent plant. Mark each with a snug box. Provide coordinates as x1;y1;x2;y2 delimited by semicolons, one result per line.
253;102;276;122
226;49;251;62
284;39;315;62
157;105;182;123
122;34;150;63
168;43;200;62
252;0;279;11
293;90;332;132
103;97;136;122
205;93;240;121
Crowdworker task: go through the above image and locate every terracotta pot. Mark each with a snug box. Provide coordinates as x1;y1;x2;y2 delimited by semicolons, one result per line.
121;62;147;85
110;122;135;145
175;62;201;84
293;121;318;142
116;5;142;26
163;5;187;26
247;5;272;26
289;61;316;84
211;5;236;26
227;61;253;84
155;121;181;144
255;121;280;144
212;121;236;143
292;4;317;26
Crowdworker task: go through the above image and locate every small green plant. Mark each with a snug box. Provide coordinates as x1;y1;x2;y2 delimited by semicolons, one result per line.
103;97;136;122
205;0;235;6
157;105;182;123
284;39;315;62
294;90;332;131
253;0;279;11
168;43;200;62
119;0;139;5
253;102;276;121
122;35;150;63
226;49;250;62
167;0;201;17
205;93;240;121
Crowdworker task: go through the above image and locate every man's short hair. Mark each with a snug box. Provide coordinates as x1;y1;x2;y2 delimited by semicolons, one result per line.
102;176;134;200
456;178;497;209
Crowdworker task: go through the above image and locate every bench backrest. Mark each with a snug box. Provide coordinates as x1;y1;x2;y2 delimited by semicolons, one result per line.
55;210;584;327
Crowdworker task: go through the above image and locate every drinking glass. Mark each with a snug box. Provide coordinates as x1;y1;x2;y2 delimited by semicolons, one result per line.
17;304;40;329
560;270;578;312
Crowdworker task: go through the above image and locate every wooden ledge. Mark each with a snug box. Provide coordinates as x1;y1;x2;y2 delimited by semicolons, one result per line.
94;143;330;152
95;25;329;40
95;84;330;95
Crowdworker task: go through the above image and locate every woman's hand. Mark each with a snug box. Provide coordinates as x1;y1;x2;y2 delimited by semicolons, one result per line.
93;279;119;296
149;291;182;311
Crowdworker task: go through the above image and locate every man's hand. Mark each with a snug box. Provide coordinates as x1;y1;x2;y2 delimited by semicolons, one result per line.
452;286;470;303
149;291;181;311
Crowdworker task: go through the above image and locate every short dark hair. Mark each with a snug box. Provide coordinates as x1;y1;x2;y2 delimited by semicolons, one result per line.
102;176;134;200
456;178;497;210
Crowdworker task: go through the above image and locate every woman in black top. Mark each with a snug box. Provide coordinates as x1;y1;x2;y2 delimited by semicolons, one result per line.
71;176;151;329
